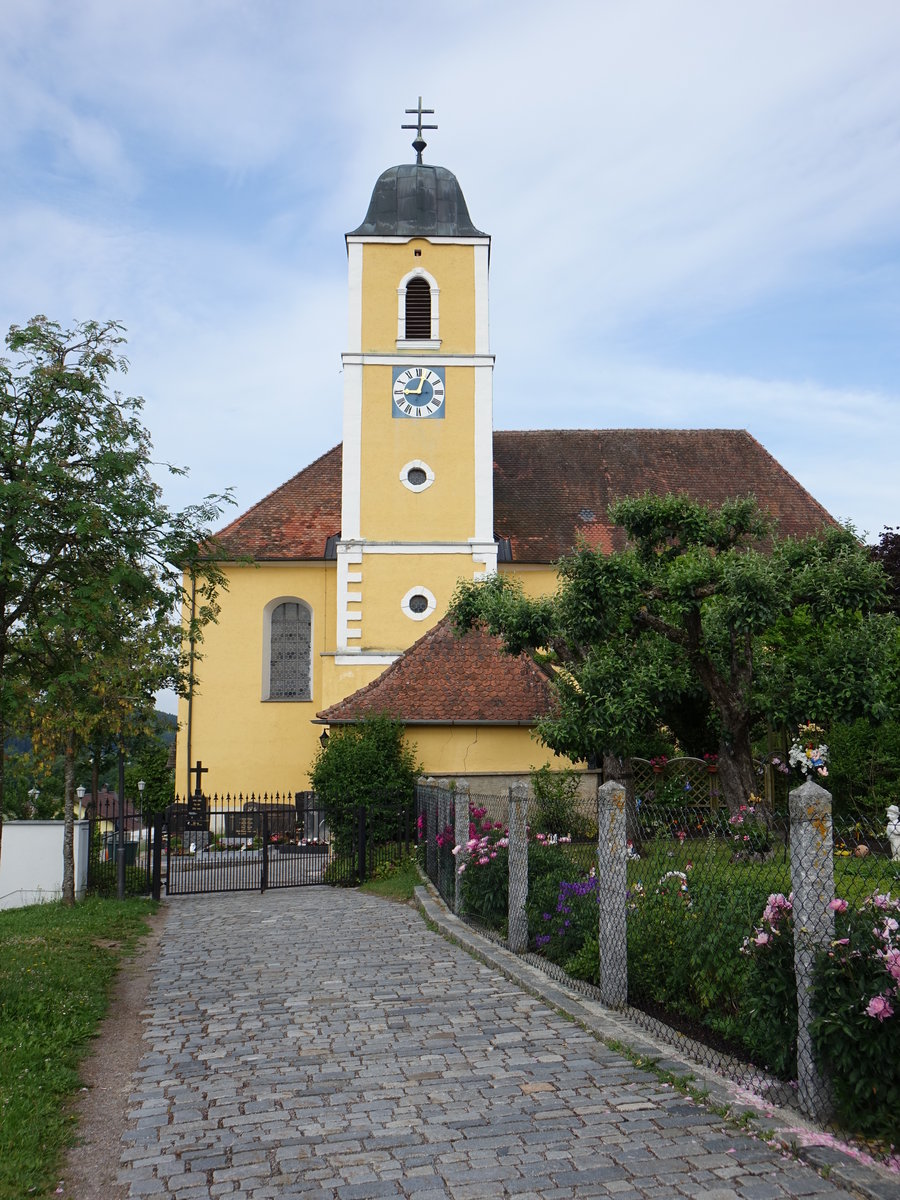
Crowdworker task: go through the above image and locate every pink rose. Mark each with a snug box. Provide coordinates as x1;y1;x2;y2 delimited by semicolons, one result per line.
865;994;894;1021
828;898;848;913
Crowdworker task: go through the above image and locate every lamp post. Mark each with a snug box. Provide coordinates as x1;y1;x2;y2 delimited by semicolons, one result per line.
76;785;86;815
26;787;39;819
137;778;145;814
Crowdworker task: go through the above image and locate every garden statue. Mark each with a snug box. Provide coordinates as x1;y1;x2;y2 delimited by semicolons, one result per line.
887;804;900;862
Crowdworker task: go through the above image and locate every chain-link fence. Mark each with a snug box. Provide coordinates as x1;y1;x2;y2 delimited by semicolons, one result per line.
416;775;900;1158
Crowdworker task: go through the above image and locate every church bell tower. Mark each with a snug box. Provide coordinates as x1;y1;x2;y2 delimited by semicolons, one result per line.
335;101;496;665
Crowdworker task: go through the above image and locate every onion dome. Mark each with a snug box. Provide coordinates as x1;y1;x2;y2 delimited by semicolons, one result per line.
349;163;485;238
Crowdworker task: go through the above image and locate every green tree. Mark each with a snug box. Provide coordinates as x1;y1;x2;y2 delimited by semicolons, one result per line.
0;315;232;868
871;526;900;616
310;716;419;857
451;494;894;811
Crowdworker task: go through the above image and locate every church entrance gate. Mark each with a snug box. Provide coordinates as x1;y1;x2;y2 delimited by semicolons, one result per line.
150;796;413;897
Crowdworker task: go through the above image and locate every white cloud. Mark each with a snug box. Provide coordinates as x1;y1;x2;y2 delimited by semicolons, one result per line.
1;0;899;546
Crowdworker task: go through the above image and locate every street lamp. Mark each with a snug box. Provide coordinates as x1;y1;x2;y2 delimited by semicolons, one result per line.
26;787;39;818
76;785;86;815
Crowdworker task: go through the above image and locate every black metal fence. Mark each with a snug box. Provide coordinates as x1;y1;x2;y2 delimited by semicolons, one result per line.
86;808;153;897
153;793;415;898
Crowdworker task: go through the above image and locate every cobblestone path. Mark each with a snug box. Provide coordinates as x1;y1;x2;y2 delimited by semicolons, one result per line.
119;888;863;1200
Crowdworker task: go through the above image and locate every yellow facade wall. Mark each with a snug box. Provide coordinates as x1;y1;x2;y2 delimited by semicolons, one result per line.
402;724;579;776
359;365;475;542
355;552;479;651
174;562;338;797
500;562;559;598
175;556;566;796
360;240;476;354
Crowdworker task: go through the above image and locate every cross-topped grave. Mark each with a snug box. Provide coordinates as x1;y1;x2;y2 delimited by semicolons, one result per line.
189;759;208;797
402;96;437;164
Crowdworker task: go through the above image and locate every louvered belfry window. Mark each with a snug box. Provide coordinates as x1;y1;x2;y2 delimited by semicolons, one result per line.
269;602;311;700
405;277;431;339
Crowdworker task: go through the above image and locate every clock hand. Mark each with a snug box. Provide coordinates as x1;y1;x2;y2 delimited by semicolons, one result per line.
405;375;427;395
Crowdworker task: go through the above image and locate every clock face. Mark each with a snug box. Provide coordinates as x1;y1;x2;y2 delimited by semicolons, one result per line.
392;366;445;419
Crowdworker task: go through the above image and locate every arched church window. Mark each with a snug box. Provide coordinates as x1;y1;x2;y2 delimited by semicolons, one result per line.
405;277;431;339
397;268;439;345
265;600;312;701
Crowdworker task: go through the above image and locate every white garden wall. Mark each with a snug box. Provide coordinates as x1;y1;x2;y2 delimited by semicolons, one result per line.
0;820;90;910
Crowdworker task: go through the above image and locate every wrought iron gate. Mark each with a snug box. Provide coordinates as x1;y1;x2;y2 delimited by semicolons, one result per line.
151;794;413;898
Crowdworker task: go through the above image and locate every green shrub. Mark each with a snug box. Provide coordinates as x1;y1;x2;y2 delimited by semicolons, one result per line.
311;716;419;856
811;893;900;1142
739;892;798;1076
530;765;595;840
827;717;900;818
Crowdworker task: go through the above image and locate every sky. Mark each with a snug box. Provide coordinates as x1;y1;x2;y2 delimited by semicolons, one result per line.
2;0;899;555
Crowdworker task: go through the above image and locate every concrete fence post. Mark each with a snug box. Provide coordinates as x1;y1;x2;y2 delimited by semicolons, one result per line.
597;779;629;1007
789;778;835;1123
508;782;529;952
454;781;470;915
424;778;439;884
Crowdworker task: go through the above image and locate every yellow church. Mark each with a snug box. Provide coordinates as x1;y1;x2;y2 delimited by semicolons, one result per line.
175;108;834;799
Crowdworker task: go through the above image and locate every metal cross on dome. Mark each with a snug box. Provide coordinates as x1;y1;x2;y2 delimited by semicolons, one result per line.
402;97;437;164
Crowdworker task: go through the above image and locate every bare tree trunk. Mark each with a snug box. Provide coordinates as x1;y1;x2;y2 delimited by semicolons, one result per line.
717;733;758;814
62;737;76;906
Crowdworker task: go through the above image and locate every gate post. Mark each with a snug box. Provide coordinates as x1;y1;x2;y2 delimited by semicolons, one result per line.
151;812;164;902
260;810;269;893
357;805;367;882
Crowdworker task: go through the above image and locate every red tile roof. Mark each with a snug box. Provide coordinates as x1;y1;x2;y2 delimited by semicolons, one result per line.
215;444;342;559
492;429;836;562
317;617;555;724
215;430;835;563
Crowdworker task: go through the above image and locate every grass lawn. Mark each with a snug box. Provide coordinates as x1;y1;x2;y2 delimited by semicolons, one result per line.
0;896;157;1200
359;855;421;902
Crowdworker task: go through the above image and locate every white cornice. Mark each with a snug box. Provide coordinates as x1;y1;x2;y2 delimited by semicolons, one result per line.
346;235;490;247
341;353;495;367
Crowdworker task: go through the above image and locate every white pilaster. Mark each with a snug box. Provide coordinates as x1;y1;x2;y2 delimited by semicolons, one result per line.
346;242;363;352
336;542;364;651
473;363;494;543
340;358;363;541
474;242;490;355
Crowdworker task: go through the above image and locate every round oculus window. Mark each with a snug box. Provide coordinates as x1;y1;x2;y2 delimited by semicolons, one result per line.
408;593;429;614
399;460;434;492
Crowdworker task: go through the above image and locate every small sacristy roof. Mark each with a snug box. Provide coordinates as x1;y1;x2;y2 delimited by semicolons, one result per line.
316;617;555;726
213;429;837;562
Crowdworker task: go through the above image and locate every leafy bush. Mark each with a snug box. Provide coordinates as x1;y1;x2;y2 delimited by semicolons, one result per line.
530;868;599;967
458;809;509;931
812;893;900;1141
739;892;798;1076
311;716;419;855
827;718;900;818
530;765;595;840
